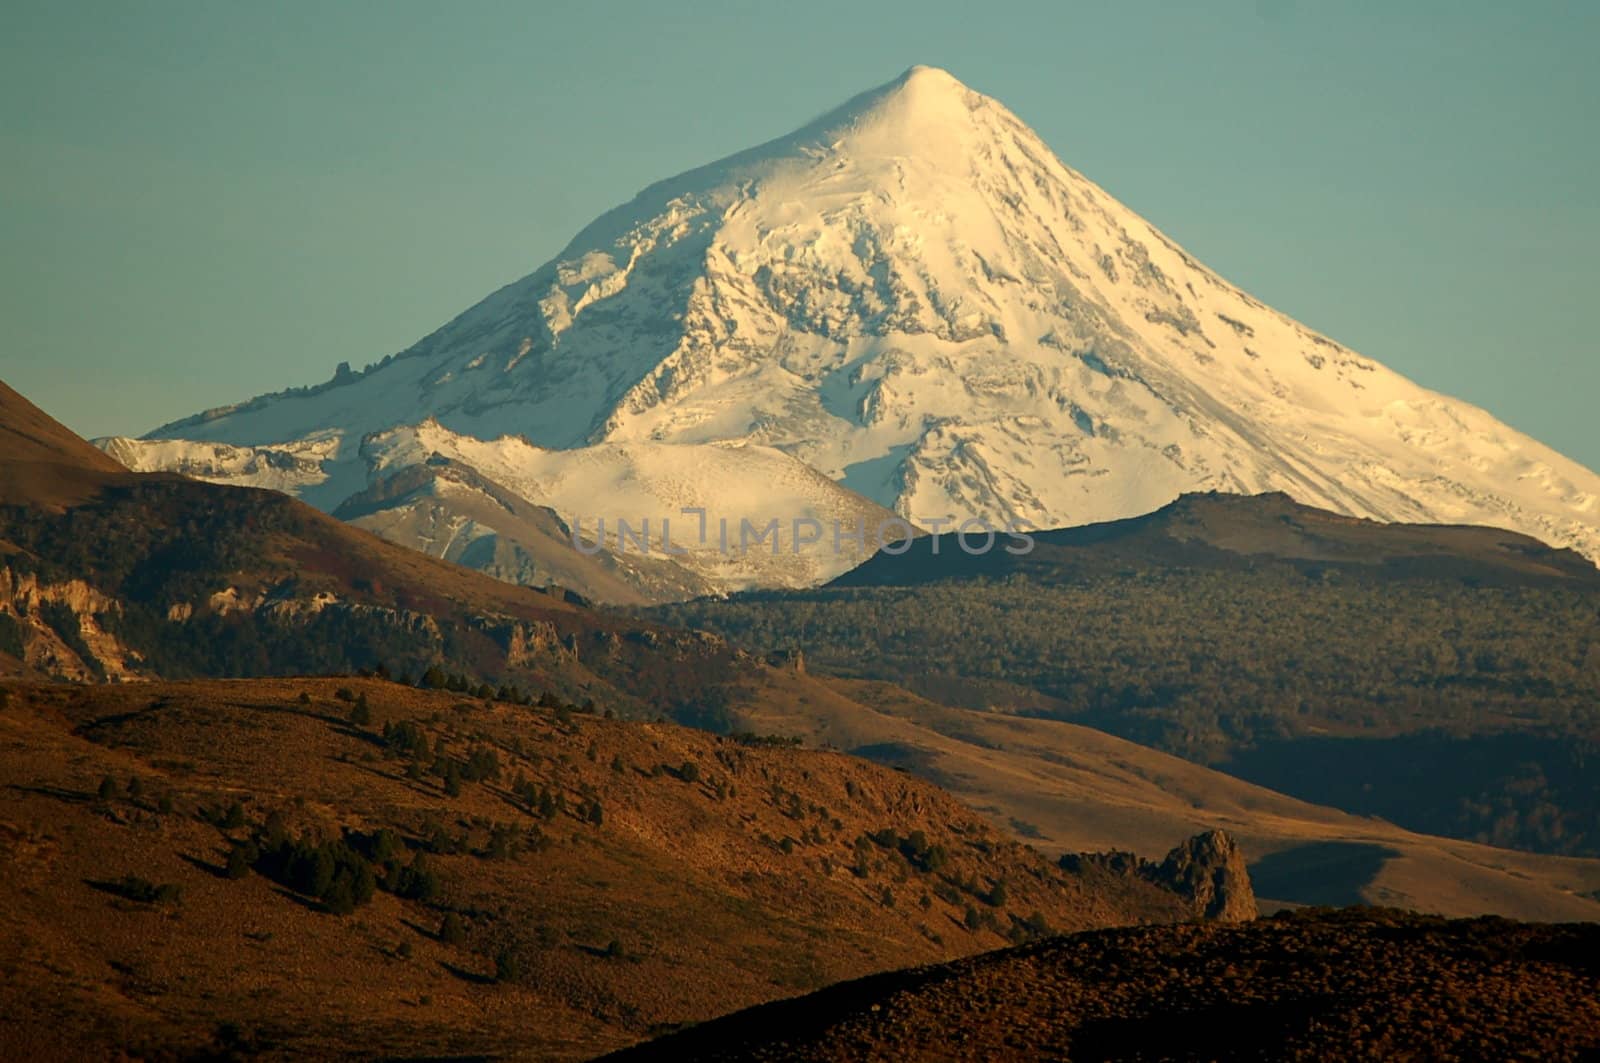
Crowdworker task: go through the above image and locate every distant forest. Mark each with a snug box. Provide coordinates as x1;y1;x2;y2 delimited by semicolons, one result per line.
651;569;1600;857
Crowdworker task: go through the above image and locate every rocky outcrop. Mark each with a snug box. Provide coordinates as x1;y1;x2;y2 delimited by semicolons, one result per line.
487;618;578;668
765;647;806;674
1154;829;1257;922
1060;829;1257;923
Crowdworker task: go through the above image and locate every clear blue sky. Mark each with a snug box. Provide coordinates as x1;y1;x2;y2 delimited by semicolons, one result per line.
2;1;1595;470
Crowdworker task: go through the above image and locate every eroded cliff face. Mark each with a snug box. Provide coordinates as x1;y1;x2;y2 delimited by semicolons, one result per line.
0;568;142;681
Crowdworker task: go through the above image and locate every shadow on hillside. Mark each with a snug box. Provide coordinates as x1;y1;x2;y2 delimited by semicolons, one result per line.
7;782;95;805
1248;842;1400;907
439;960;495;986
849;741;965;790
1222;732;1599;858
178;851;229;879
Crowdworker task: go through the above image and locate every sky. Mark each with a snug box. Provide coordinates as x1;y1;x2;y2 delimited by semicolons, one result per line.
2;0;1596;470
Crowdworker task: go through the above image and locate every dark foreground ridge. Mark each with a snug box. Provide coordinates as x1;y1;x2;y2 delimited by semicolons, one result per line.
603;908;1600;1062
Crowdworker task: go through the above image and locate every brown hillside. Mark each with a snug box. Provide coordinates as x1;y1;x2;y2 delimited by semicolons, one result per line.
0;677;1216;1060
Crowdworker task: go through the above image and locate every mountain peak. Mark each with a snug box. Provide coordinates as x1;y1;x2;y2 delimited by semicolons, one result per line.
880;63;976;111
138;72;1600;572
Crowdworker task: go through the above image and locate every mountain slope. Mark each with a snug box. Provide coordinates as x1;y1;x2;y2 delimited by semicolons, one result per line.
140;65;1600;565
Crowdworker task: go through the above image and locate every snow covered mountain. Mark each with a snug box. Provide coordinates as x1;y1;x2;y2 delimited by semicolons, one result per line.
125;64;1600;567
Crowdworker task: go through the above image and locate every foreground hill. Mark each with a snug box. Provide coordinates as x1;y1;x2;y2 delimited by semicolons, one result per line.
656;492;1600;857
0;677;1228;1059
607;908;1600;1062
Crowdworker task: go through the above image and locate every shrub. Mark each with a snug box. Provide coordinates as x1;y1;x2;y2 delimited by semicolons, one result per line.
392;852;441;901
335;687;355;703
382;720;429;759
462;747;500;783
486;825;519;860
494;948;521;983
349;693;371;726
113;875;182;905
439;912;466;945
254;831;377;914
97;776;117;801
261;810;288;848
225;843;256;880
